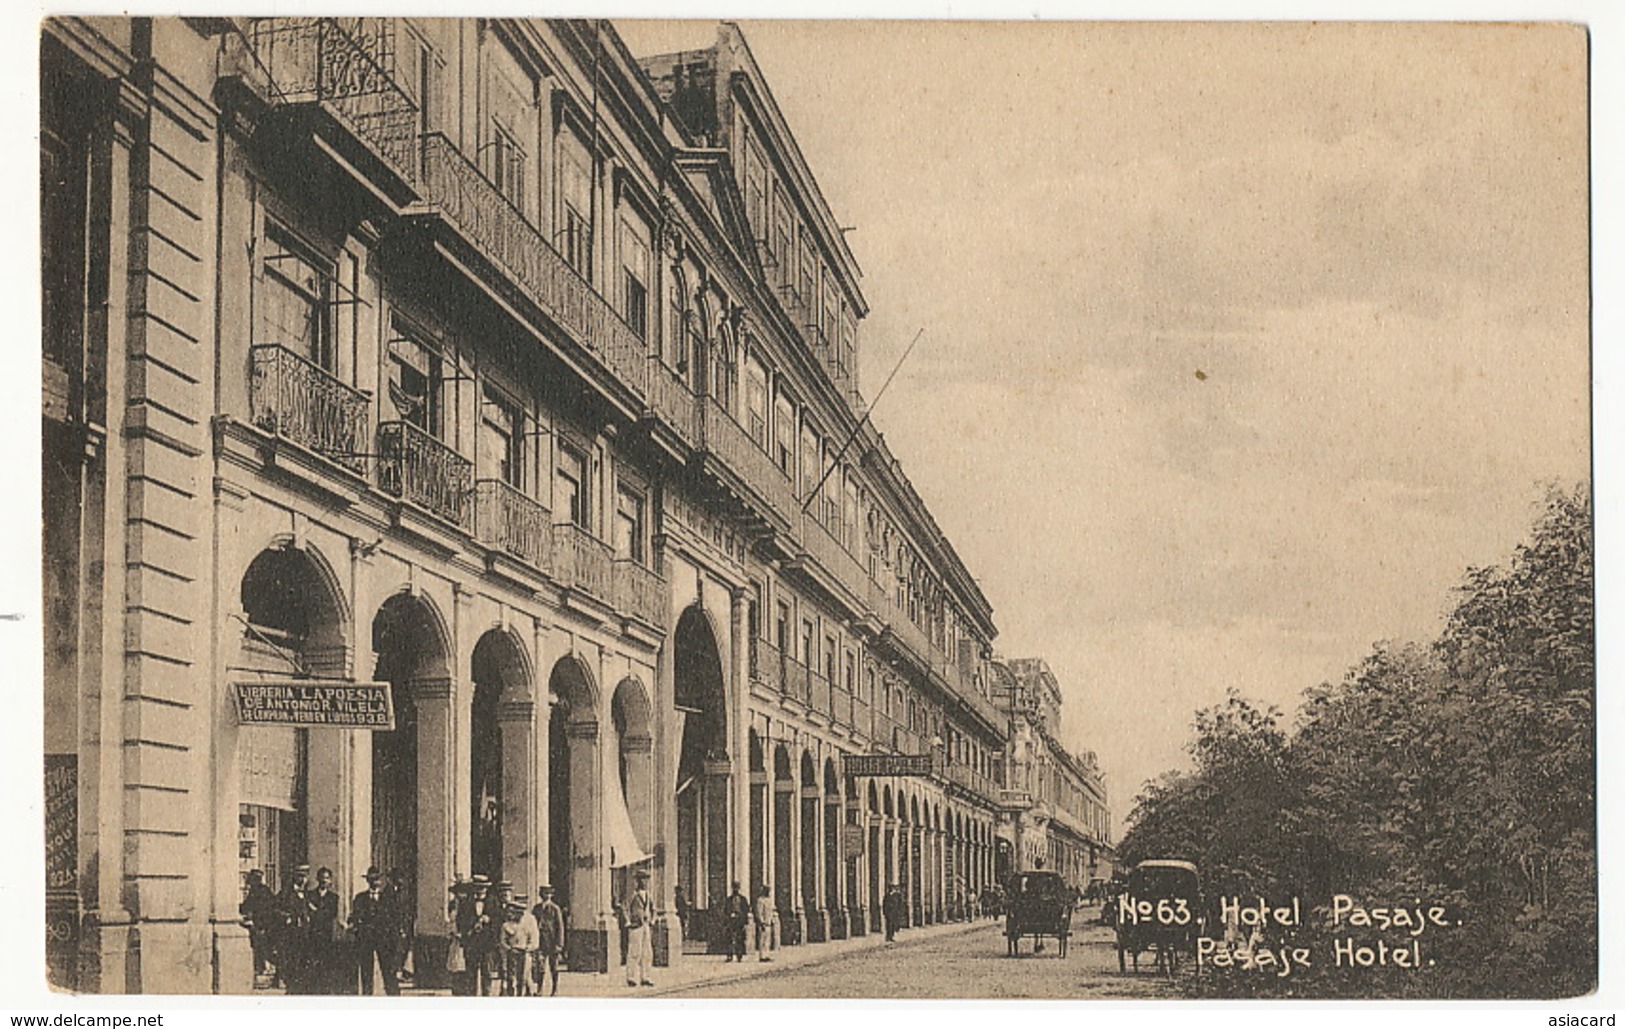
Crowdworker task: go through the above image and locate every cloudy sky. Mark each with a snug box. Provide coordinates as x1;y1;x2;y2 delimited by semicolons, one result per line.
616;19;1590;831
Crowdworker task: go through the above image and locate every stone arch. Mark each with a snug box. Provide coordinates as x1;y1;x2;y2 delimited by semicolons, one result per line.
470;627;532;882
547;652;601;949
610;676;655;860
772;744;794;913
234;543;352;895
747;728;767;901
798;751;819;922
674;604;731;921
370;589;454;944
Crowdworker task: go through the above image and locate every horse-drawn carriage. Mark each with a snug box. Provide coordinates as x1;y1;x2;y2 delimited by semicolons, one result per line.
1114;859;1201;975
1003;870;1073;957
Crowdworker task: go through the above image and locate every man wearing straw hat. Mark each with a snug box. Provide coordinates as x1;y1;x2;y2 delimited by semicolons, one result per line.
531;885;565;997
498;893;538;996
623;870;654;987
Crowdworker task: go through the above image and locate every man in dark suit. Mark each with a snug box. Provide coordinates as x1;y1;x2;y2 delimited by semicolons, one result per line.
351;866;402;995
531;884;566;996
239;869;277;984
721;882;750;962
882;883;905;942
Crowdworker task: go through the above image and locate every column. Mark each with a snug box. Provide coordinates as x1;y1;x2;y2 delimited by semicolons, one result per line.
500;699;538;898
413;675;457;981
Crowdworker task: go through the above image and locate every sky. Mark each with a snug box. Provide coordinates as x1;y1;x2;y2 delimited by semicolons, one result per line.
615;19;1592;834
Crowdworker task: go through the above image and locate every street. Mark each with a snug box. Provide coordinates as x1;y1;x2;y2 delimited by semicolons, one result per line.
660;913;1177;999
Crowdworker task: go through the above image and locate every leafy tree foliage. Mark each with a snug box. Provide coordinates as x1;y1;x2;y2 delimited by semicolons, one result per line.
1117;484;1594;998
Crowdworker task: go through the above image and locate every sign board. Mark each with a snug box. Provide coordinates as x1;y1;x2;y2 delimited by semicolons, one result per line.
234;680;395;730
843;822;866;860
843;753;937;778
45;754;76;891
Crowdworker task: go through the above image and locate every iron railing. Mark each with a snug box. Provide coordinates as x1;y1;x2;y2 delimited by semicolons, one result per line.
697;397;799;527
377;420;472;527
551;522;612;603
251;18;419;180
249;344;370;475
417;133;649;400
474;478;551;572
614;558;667;629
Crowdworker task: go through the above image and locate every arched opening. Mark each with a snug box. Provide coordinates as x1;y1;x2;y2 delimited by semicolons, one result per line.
371;592;450;932
235;545;348;894
547;655;599;962
906;795;922;926
674;605;730;936
608;677;654;929
748;729;766;904
799;751;820;935
470;629;529;883
823;760;842;938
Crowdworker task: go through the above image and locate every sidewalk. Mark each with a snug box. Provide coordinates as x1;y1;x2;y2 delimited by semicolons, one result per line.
387;916;1000;999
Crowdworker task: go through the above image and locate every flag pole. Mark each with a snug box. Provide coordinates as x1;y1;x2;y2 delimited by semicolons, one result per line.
801;327;927;512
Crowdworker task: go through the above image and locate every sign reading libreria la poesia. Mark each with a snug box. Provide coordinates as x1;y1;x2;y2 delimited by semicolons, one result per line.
234;680;395;730
843;753;937;778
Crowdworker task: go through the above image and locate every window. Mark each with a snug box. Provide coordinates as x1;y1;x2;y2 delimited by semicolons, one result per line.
774;394;796;476
401;25;441;136
556;444;589;528
775;601;790;656
615;484;646;564
745;360;769;448
744;144;767;241
557;132;593;276
800;619;813;667
771;188;791;284
487;121;526;209
385;323;441;435
823;635;836;683
844;651;855;696
479;386;523;487
797;235;816;323
260;225;335;370
865;667;875;705
620;217;651;340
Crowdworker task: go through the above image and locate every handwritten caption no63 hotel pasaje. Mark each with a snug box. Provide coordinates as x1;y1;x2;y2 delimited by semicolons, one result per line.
1117;893;1462;978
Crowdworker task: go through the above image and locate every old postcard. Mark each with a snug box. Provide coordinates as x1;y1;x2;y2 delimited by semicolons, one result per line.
32;13;1593;1007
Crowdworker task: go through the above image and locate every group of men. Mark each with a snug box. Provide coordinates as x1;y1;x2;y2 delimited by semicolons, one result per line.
447;874;567;997
239;864;412;995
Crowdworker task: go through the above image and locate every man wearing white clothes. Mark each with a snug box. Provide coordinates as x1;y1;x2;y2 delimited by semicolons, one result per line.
624;871;654;987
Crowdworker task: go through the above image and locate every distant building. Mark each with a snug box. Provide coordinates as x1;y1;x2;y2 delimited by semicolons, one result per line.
41;16;1008;993
992;658;1113;887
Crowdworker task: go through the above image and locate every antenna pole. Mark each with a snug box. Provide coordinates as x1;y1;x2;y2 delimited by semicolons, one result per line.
801;328;926;512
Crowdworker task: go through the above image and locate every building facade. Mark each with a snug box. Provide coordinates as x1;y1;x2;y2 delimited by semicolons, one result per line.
993;658;1113;889
41;16;1007;994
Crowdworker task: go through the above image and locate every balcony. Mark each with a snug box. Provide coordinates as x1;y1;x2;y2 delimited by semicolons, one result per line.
377;421;472;528
831;685;854;728
474;479;551;573
646;360;697;447
551;522;612;604
614;558;667;630
808;671;832;720
251;18;419;183
416;133;648;401
852;696;872;739
696;398;799;528
754;640;784;690
248;344;370;475
800;514;868;596
783;660;811;706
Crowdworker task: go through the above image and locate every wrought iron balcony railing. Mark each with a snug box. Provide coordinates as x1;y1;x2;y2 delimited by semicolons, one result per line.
697;397;799;528
474;478;551;573
377;420;472;528
551;522;612;604
417;133;649;400
614;558;667;629
248;344;370;475
251;17;419;181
